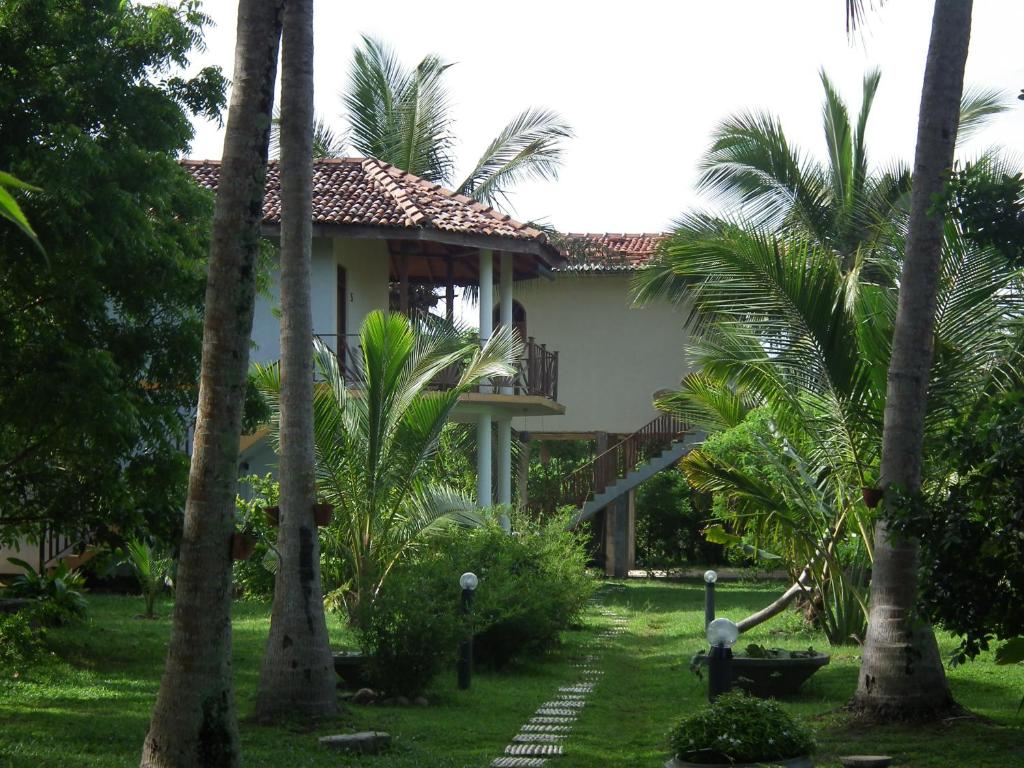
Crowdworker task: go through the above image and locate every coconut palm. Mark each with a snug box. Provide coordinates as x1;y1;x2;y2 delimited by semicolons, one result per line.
141;1;283;764
342;35;573;210
255;0;336;721
253;311;521;627
644;215;1022;633
695;69;1003;269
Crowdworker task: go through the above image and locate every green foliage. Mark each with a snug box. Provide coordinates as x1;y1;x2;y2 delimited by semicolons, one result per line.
4;558;87;625
358;511;594;694
342;35;572;209
635;469;722;568
669;691;816;764
946;160;1024;267
893;389;1024;665
254;312;520;623
119;538;172;618
357;554;463;697
0;612;44;673
0;169;42;249
439;512;595;668
0;0;226;544
232;474;280;600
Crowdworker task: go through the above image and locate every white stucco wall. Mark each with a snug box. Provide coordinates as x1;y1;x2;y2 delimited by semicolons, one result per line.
512;272;693;436
249;236;390;365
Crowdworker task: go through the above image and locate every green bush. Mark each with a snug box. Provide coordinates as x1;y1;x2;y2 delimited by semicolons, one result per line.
0;613;44;673
436;511;594;668
669;692;815;764
356;510;594;693
4;559;87;625
635;470;725;568
357;555;464;697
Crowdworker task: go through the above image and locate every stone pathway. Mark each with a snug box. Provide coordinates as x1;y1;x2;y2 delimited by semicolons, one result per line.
489;586;628;768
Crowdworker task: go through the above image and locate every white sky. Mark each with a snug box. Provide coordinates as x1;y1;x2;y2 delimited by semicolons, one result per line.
186;0;1024;233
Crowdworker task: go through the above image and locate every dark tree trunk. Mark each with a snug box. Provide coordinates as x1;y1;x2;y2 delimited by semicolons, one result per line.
853;0;973;718
140;1;284;765
254;0;337;720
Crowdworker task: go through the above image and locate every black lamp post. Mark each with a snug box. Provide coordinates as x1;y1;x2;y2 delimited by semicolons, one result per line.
703;569;717;629
706;617;738;702
457;571;478;690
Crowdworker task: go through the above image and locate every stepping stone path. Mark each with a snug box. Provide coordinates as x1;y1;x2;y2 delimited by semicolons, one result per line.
489;587;627;767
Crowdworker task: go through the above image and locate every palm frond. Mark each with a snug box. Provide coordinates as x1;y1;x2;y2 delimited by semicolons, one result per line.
957;86;1010;147
456;108;574;209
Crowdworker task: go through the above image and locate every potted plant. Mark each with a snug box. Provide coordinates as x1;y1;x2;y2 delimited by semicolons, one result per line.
264;505;280;526
231;526;257;561
313;501;333;527
667;691;815;768
332;649;372;689
692;644;830;698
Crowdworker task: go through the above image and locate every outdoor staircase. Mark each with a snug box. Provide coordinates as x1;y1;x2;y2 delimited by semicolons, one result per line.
560;413;699;528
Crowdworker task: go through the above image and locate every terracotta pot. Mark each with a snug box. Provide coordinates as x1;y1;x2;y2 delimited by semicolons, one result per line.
666;756;813;768
231;532;257;561
264;505;280;526
861;486;883;509
313;502;334;527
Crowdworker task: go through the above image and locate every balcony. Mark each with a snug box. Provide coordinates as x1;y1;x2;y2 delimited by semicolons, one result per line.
314;333;559;402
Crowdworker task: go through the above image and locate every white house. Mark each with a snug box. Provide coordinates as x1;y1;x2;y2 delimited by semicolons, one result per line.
2;161;696;578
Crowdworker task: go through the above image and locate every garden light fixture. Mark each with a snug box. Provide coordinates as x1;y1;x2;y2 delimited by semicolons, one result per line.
704;569;717;629
458;572;477;689
706;617;738;702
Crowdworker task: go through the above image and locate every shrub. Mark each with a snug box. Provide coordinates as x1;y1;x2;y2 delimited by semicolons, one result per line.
669;692;815;765
357;555;464;697
437;511;594;668
4;559;87;625
355;509;594;693
0;613;44;673
635;469;725;568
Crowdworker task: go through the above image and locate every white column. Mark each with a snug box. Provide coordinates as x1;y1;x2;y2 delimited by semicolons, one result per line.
497;418;512;515
479;249;493;343
499;252;514;395
476;412;492;508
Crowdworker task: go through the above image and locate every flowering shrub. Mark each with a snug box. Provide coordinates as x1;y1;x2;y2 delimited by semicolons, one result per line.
669;692;815;764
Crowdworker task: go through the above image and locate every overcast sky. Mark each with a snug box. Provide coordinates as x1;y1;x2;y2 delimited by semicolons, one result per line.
186;0;1024;234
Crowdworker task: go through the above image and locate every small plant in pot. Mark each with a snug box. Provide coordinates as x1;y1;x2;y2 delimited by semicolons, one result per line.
667;691;815;768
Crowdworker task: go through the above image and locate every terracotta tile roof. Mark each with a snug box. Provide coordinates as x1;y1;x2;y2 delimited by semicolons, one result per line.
558;232;668;271
182;157;556;253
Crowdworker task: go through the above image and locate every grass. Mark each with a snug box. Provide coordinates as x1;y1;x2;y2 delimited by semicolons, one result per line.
0;582;1022;767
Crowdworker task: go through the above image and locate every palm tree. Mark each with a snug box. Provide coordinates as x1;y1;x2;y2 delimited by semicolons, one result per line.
856;0;975;718
342;35;573;209
140;0;283;765
255;0;336;722
641;213;1022;644
253;311;521;627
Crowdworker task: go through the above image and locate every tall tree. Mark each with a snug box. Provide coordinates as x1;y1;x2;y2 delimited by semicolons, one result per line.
255;0;336;720
0;0;225;551
140;0;284;765
343;36;573;209
853;0;974;718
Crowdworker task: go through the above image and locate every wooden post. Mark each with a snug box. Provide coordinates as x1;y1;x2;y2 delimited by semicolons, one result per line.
445;255;454;323
398;254;410;316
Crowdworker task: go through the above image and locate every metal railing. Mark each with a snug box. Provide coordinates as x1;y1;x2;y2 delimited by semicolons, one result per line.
313;333;559;401
559;412;690;507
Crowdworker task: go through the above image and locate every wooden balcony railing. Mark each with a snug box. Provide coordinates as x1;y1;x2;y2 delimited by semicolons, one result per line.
313;333;559;402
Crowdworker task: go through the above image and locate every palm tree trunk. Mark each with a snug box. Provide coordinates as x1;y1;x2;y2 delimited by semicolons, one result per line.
140;1;284;765
853;0;972;718
254;0;336;720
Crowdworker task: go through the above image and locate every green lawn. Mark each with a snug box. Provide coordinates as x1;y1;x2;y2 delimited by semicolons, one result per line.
0;581;1021;767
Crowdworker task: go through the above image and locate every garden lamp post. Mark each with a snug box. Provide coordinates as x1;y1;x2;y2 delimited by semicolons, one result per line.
458;571;478;690
704;569;717;629
706;617;738;702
